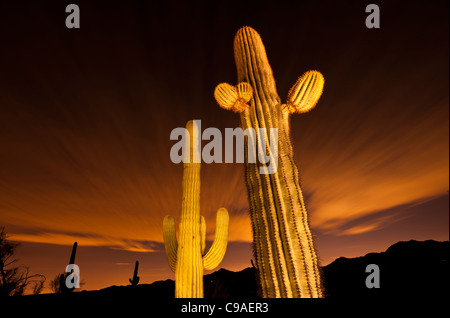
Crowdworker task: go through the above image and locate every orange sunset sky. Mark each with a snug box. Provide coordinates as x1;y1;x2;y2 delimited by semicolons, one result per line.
0;0;448;292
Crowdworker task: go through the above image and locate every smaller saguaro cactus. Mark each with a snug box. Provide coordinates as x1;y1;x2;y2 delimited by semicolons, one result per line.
163;120;230;298
129;260;140;286
59;241;78;293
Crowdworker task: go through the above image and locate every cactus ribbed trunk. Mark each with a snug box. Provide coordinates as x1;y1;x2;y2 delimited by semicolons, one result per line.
163;120;229;298
215;27;324;298
176;120;203;298
237;27;322;298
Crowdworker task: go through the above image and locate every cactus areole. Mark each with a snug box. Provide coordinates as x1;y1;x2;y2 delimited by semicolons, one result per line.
214;27;324;298
163;121;229;298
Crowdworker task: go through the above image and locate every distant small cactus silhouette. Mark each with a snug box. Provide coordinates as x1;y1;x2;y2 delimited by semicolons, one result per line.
59;241;77;293
129;260;140;286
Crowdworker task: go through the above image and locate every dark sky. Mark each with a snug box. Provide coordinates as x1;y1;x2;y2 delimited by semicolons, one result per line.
0;0;448;292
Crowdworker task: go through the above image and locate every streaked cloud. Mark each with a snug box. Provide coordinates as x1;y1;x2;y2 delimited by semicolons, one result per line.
293;62;449;235
0;0;447;258
9;230;159;252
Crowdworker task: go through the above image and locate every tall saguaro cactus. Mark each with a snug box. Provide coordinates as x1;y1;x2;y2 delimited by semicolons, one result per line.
163;120;229;298
214;27;324;298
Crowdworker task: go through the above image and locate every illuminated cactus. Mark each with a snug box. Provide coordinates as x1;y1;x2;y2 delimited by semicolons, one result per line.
129;260;140;286
163;120;229;298
214;27;324;298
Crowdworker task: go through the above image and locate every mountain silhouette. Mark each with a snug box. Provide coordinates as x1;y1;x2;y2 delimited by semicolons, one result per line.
33;239;449;298
322;239;449;298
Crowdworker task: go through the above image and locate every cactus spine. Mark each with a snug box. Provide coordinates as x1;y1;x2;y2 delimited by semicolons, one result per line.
163;120;229;298
214;27;324;298
129;260;140;286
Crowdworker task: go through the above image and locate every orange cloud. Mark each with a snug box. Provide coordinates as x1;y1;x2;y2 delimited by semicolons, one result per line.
295;97;449;235
9;231;158;252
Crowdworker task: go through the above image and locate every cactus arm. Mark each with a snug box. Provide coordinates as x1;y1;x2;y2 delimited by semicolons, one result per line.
200;215;206;256
214;82;253;113
129;276;140;286
203;208;230;270
163;215;178;272
285;71;324;114
237;82;253;102
214;83;238;110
